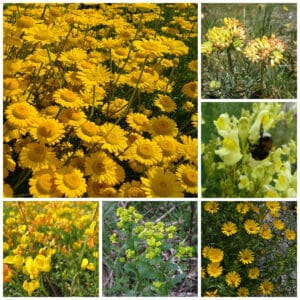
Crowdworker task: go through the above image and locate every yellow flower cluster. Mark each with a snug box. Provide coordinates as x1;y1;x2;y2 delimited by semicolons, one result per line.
112;206;192;262
244;34;287;66
3;201;99;296
4;3;198;198
202;17;246;54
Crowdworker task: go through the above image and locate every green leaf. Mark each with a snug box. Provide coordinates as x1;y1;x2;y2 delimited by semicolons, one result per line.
171;273;186;285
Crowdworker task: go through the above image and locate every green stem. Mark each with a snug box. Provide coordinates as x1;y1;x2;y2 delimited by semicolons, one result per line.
40;275;50;296
13;169;32;191
89;85;96;120
227;48;236;85
260;61;265;97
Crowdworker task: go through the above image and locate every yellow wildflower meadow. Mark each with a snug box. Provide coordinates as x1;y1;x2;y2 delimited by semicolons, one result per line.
3;3;198;198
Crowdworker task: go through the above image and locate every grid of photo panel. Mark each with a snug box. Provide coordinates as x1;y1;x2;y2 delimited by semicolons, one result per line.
1;0;298;299
2;1;198;298
201;0;297;298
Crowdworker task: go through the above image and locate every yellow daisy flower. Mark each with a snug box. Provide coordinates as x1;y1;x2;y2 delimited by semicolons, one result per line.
101;98;128;119
126;113;149;132
16;15;36;29
77;63;111;88
273;219;285;230
154;135;180;163
23;23;58;45
119;180;146;197
53;88;84;108
207;262;223;278
237;287;249;297
30;118;65;145
148;115;178;137
221;221;238;236
133;39;168;58
141;167;184;197
86;179;118;197
85;152;118;186
248;267;260;279
55;166;86;197
29;169;62;198
58;108;87;126
259;280;274;295
19;142;59;171
225;271;241;288
285;229;296;240
154;94;177;113
76;121;101;144
80;86;106;107
99;123;128;155
259;224;272;240
244;219;260;234
176;164;197;194
182;81;197;99
188;60;197;73
238;248;254;264
130;139;162;166
207;247;224;263
204;202;219;214
5;102;38;129
179;135;198;164
60;47;88;66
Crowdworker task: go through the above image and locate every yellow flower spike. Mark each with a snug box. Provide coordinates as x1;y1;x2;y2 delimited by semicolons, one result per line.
23;279;40;296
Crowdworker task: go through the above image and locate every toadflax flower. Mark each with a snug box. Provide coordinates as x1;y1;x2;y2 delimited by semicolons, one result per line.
215;128;242;166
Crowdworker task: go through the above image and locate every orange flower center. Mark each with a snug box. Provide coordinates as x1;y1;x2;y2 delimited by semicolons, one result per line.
60;90;77;102
93;161;106;174
38;121;57;137
63;173;81;190
153;120;171;134
183;170;197;185
137;144;153;158
36;174;54;194
67;110;81;121
82;122;97;136
133;115;147;126
105;132;118;144
34;30;50;41
159;140;175;155
128;187;144;197
28;144;47;162
12;104;31;119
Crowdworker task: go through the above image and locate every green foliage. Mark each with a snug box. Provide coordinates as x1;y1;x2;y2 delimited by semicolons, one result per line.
103;202;197;296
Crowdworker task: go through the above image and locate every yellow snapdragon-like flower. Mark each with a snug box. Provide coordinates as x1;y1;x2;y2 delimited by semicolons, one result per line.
215;129;242;166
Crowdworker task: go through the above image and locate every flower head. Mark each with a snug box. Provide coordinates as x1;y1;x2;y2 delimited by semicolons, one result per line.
225;271;241;288
221;221;237;236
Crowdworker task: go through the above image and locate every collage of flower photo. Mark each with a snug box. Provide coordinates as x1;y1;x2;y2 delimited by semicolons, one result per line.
2;1;298;299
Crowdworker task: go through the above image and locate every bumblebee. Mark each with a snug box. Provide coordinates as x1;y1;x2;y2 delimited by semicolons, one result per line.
250;125;273;160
